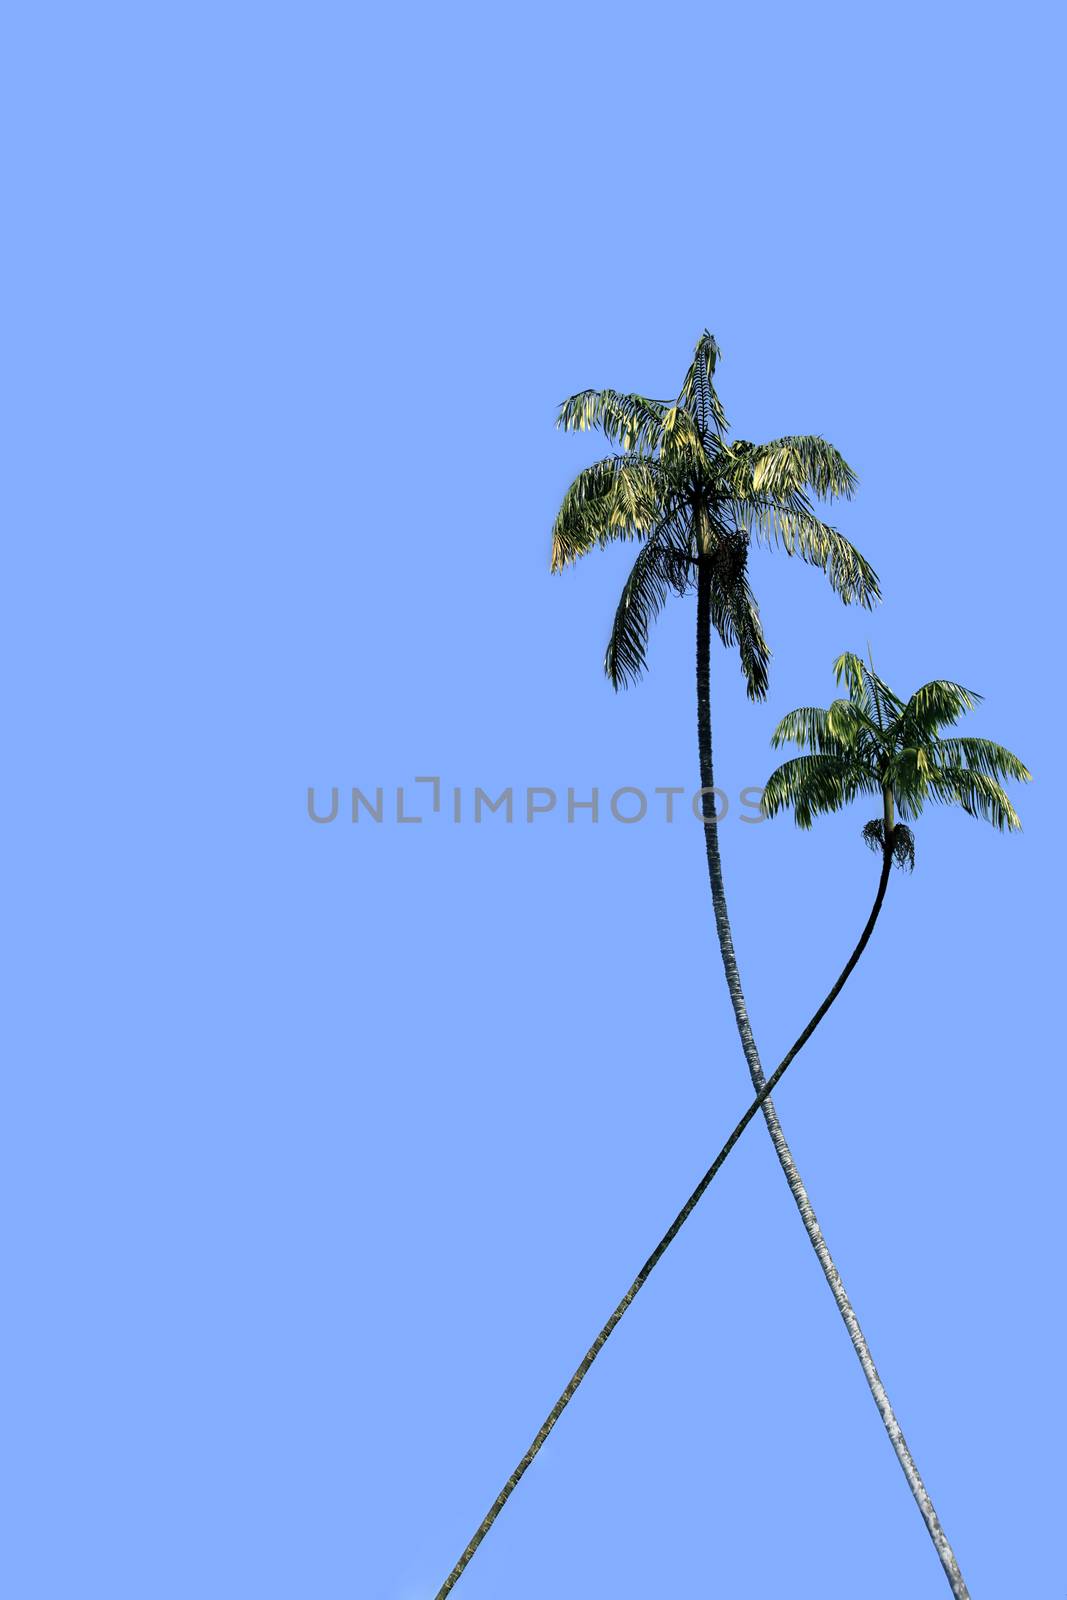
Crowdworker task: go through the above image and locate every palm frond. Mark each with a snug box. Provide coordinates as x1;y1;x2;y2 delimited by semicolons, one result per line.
604;537;675;689
660;402;714;471
931;737;1032;786
762;752;877;828
551;456;664;570
834;652;904;725
889;745;934;819
676;330;728;441
902;680;982;736
743;435;858;502
556;389;668;454
926;768;1024;832
706;540;770;700
771;706;834;751
825;696;878;745
744;497;880;607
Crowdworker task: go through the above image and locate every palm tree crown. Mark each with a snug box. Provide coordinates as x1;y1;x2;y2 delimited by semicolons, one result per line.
551;331;880;694
763;651;1031;860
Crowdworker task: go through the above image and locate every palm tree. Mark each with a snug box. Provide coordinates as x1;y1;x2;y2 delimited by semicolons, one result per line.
760;652;1030;1585
551;333;972;1597
432;653;1028;1600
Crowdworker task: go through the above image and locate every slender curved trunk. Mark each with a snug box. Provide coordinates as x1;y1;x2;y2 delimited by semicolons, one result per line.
433;824;894;1600
695;562;969;1599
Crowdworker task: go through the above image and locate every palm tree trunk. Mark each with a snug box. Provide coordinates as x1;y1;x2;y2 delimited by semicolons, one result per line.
432;836;896;1600
695;563;969;1599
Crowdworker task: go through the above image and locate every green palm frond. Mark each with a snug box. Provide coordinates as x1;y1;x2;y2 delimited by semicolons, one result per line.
676;330;728;441
762;752;878;828
551;456;664;570
659;402;715;471
604;536;677;688
706;537;770;700
888;745;936;819
825;696;878;745
931;737;1032;785
833;652;904;725
902;680;982;736
556;389;668;454
771;706;835;751
770;699;874;753
745;497;880;607
739;435;858;502
926;768;1024;832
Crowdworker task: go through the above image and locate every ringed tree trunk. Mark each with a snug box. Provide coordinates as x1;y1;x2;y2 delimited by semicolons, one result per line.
694;560;969;1600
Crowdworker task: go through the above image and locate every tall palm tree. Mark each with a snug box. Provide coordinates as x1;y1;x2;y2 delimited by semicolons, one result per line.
551;333;970;1597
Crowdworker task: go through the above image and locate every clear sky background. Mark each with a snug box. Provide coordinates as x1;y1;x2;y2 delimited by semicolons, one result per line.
4;4;1064;1597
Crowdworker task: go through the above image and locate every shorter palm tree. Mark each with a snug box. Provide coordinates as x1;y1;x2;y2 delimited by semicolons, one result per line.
431;660;1027;1599
751;652;1029;1598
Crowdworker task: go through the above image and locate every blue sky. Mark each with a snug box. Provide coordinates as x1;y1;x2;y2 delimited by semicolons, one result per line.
5;3;1064;1596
